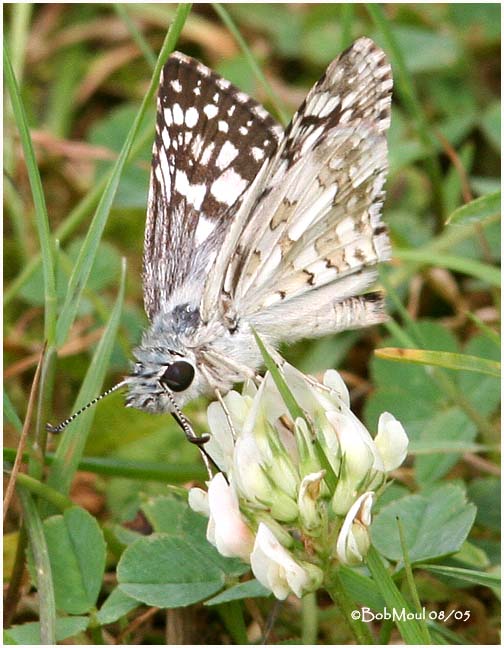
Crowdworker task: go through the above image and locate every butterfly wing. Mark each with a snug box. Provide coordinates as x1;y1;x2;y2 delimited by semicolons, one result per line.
143;52;282;320
215;38;392;341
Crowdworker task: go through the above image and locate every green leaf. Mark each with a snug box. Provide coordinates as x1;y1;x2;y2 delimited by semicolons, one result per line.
205;579;271;605
337;566;386;611
96;587;140;625
457;335;501;415
117;534;225;607
43;507;107;615
447;191;501;226
376;347;500;377
371;484;477;564
467;477;501;532
415;409;476;485
141;495;249;577
4;616;89;645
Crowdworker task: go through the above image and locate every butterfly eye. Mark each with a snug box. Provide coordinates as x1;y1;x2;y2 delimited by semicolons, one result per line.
160;361;195;392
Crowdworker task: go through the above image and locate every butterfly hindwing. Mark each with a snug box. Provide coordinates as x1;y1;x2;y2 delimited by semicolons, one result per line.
220;38;392;339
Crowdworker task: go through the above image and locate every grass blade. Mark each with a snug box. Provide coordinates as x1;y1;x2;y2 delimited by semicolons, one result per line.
375;347;500;378
366;3;445;219
55;3;192;346
17;487;56;644
394;249;500;287
46;259;127;497
446;191;501;225
4;42;57;342
212;3;289;126
366;546;428;644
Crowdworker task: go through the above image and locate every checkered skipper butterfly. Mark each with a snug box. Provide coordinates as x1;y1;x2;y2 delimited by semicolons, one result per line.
47;38;392;435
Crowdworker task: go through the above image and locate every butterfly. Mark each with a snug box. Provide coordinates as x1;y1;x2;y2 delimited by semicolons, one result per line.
46;38;392;436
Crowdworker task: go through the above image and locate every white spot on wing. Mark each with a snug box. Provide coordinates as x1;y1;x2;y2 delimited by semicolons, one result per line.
195;216;217;246
216;140;239;170
200;142;215;166
204;104;218;119
211;168;247;205
175;170;206;210
172;103;184;125
251;146;265;161
218;120;229;133
163;108;173;126
170;80;182;92
185;107;199;128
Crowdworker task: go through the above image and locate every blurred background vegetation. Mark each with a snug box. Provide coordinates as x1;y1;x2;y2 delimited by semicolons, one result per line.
4;3;500;644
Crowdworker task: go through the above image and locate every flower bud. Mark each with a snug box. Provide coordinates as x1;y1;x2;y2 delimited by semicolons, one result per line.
298;471;326;534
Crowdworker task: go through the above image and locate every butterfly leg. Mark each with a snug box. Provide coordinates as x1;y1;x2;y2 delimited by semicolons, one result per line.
214;388;238;440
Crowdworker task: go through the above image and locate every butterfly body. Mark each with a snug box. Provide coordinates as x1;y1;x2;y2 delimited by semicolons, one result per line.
125;38;393;414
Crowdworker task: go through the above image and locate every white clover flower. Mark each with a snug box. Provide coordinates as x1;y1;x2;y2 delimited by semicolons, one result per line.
195;473;254;561
375;412;409;471
250;523;323;599
336;492;374;566
190;360;409;600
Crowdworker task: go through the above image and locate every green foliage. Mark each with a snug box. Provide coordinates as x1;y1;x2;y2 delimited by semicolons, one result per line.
371;484;477;563
4;2;500;645
42;507;106;614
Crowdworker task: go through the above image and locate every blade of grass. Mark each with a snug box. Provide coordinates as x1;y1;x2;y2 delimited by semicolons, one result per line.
6;2;32;81
375;348;500;378
46;259;127;497
397;518;431;644
4;42;57;343
447;191;501;226
55;2;192;346
4;390;23;431
367;3;445;220
388;213;499;290
252;329;338;491
4;448;207;483
212;3;289;126
366;546;427;644
394;249;500;288
324;569;375;644
10;473;73;512
114;2;157;69
465;312;500;348
17;487;56;645
340;4;355;48
3;121;154;306
415;564;500;590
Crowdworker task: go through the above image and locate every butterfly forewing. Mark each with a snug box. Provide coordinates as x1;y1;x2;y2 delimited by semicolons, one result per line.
143;51;282;320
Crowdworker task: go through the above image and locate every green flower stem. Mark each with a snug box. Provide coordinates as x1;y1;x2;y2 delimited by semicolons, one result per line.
324;569;374;644
301;591;318;644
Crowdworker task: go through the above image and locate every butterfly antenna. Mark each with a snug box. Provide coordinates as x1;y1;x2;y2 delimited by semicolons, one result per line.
45;380;128;434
